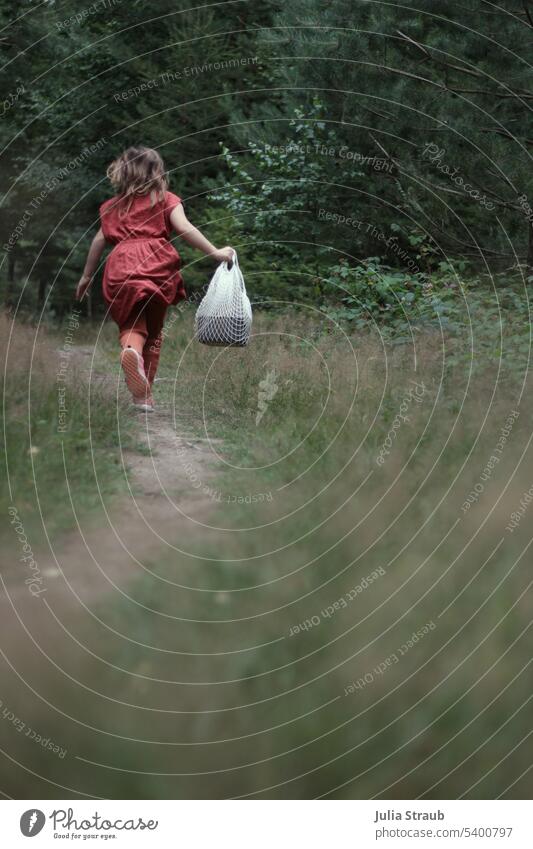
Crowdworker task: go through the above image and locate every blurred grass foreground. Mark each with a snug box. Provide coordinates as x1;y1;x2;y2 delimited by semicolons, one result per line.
1;303;533;799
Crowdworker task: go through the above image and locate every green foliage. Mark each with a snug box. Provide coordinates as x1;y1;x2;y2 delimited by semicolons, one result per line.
0;0;277;315
262;0;533;255
321;255;466;323
1;1;532;315
324;257;429;318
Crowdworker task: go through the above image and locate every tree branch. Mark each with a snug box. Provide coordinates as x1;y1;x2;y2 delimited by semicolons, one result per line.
375;62;443;89
394;28;533;101
446;88;533;100
479;127;533;146
368;141;524;211
395;30;484;79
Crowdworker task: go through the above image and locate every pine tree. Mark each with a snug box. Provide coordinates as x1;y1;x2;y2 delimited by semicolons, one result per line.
218;0;533;279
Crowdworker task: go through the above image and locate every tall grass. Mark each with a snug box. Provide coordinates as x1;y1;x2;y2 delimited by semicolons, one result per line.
1;311;134;540
3;307;533;799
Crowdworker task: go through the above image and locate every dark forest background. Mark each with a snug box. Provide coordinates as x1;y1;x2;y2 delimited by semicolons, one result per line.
1;0;532;322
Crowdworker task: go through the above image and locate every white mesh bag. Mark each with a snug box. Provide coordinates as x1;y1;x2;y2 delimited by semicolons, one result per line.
195;252;252;347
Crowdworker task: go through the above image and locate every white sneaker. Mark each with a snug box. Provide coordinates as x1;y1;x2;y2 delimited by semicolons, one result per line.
133;401;154;412
120;347;150;401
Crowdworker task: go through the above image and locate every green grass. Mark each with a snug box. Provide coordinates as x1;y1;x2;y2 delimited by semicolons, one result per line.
3;299;533;799
1;312;135;540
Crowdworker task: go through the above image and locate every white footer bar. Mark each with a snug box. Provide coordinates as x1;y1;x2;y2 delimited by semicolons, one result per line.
1;800;529;847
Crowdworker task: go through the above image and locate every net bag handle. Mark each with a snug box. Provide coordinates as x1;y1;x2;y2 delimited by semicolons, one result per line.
226;249;238;269
224;250;245;292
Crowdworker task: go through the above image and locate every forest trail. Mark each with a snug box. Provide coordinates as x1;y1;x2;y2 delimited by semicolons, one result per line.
1;343;223;622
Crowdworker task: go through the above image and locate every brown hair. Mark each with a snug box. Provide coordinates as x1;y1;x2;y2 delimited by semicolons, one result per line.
106;146;168;214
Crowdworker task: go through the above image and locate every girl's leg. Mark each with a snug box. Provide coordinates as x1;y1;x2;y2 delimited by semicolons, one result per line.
142;300;167;385
119;302;148;353
118;302;152;404
143;335;162;386
119;326;146;354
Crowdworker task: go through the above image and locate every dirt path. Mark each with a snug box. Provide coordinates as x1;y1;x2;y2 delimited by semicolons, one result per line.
2;344;223;614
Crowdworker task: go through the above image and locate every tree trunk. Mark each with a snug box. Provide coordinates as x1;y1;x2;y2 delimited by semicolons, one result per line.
38;277;46;307
5;251;15;307
528;221;533;275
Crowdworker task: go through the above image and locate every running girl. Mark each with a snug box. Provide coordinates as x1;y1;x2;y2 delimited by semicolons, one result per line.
76;145;233;411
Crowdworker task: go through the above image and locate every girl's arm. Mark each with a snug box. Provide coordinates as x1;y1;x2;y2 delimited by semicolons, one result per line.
76;227;107;301
170;204;234;264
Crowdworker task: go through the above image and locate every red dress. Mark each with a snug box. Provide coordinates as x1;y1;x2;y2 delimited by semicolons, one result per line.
100;190;186;326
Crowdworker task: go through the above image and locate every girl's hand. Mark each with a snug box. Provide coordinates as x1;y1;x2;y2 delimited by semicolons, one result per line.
213;246;235;266
76;275;92;301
